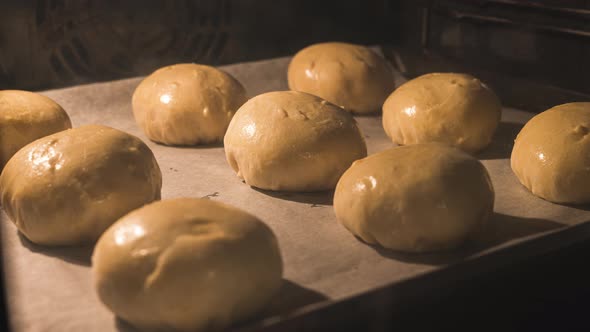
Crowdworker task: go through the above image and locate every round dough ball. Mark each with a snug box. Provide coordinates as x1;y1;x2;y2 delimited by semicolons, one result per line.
92;198;282;332
0;125;162;245
132;63;247;145
511;102;590;204
224;91;367;191
382;73;502;153
0;90;71;169
334;143;494;253
288;42;395;114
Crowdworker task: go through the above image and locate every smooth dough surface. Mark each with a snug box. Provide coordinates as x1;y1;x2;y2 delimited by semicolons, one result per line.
288;42;395;114
92;198;283;332
511;102;590;204
132;63;247;145
0;125;162;245
382;73;502;153
334;143;494;253
0;90;71;169
224;91;367;191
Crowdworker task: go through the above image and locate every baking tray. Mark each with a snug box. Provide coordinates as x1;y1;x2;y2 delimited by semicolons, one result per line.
2;55;590;332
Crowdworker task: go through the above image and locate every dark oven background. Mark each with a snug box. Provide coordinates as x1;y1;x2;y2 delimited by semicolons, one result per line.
1;0;589;112
0;0;389;90
1;1;590;331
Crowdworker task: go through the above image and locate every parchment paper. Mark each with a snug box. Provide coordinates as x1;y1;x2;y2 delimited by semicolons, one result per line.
2;56;590;332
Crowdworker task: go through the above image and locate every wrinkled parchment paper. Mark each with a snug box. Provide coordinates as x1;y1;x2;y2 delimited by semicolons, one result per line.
2;56;590;332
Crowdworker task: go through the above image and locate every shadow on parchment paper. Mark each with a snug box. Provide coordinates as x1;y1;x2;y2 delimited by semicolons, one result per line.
115;318;140;332
155;141;224;150
113;279;328;332
234;279;328;331
563;202;590;212
252;187;334;206
17;232;93;266
257;279;328;317
370;213;564;266
478;122;524;160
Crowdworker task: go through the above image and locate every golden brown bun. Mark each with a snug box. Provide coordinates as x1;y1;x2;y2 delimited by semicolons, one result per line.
132;64;247;145
0;125;162;245
224;91;367;191
0;90;71;169
92;198;282;332
382;73;502;153
511;102;590;204
288;42;395;114
334;143;494;252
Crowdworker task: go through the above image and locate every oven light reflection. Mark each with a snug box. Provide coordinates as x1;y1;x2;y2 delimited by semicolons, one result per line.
29;146;63;171
242;123;256;139
305;68;318;80
160;94;172;104
403;106;417;117
115;224;146;245
354;176;377;192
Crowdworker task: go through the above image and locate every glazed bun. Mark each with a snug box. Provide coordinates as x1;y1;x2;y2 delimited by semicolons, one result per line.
511;102;590;204
382;73;501;153
288;42;395;114
334;143;494;253
93;198;282;332
132;63;247;145
224;91;367;191
0;125;162;245
0;90;71;169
